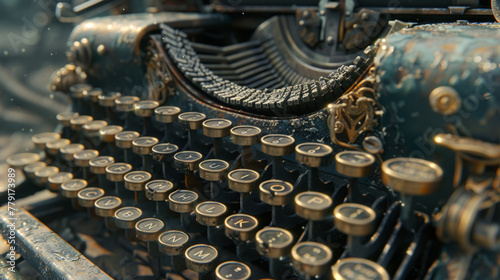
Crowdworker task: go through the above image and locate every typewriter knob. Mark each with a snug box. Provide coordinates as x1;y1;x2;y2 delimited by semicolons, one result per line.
115;131;140;149
124;171;152;192
295;191;334;221
155;106;181;123
115;96;139;112
334;203;377;236
61;179;87;198
259;180;294;206
261;134;295;157
173;151;203;173
145;180;174;201
296;143;334;168
255;227;294;258
94;196;122;217
152;143;178;163
46;139;70;156
196;201;228;226
99;125;123;143
231;126;261;146
32;132;61;149
158;230;190;256
83;120;108;137
77;187;105;208
169;190;199;213
132;137;159;155
216;261;252;280
331;258;390;280
98;92;121;107
291;242;333;276
185;244;219;274
57;112;79;127
60;143;84;161
199;159;230;181
335;151;375;178
24;162;47;180
225;214;259;242
74;149;99;167
105;163;132;182
47;172;73;192
178;112;206;130
134;100;159;117
228;169;260;193
70;115;93;131
135;218;164;242
89;156;115;174
35;166;59;185
114;207;143;229
203;119;232;138
7;153;41;170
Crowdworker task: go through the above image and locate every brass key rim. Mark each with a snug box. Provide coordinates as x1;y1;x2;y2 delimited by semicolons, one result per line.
331;257;389;280
333;203;377;236
46;139;71;155
32;132;61;149
7;153;41;169
89;156;115;174
291;241;332;276
295;191;333;221
154;106;181;123
134;100;160;117
335;151;375;178
256;227;294;258
215;261;251;280
135;218;164;242
94;196;122;217
230;125;261;146
115;131;140;148
99;125;124;142
158;230;190;255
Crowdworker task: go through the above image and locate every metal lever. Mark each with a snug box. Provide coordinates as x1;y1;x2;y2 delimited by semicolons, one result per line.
55;0;123;23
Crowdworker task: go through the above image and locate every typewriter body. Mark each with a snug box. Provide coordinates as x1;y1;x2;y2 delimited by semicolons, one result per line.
2;0;500;279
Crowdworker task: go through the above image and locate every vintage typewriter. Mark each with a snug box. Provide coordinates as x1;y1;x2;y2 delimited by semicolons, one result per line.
2;0;500;279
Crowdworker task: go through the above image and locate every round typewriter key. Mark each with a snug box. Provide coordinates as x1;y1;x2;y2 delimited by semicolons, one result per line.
48;172;73;192
381;157;443;195
335;151;375;178
7;153;41;169
199;159;230;181
70;115;93;131
74;149;99;167
99;125;123;142
136;218;164;241
24;162;47;179
169;190;198;213
105;163;132;182
145;180;174;201
115;131;140;149
185;244;218;273
35;166;59;185
61;179;88;198
78;187;105;208
152;143;178;163
332;258;390;280
83;120;108;136
32;132;61;149
261;134;295;156
85;88;103;102
230;126;261;146
115;96;139;112
158;230;190;255
225;214;259;242
173;151;203;173
334;203;377;236
228;169;260;193
256;227;294;258
259;180;294;206
295;191;333;221
94;196;122;217
69;83;91;98
89;156;115;174
46;139;70;155
132;136;159;155
124;171;152;191
135;100;159;117
57;112;79;127
291;242;332;276
178;112;206;130
155;106;181;123
296;143;334;168
98;92;121;107
196;201;228;226
60;143;85;161
216;261;251;280
114;207;143;229
203;118;232;138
